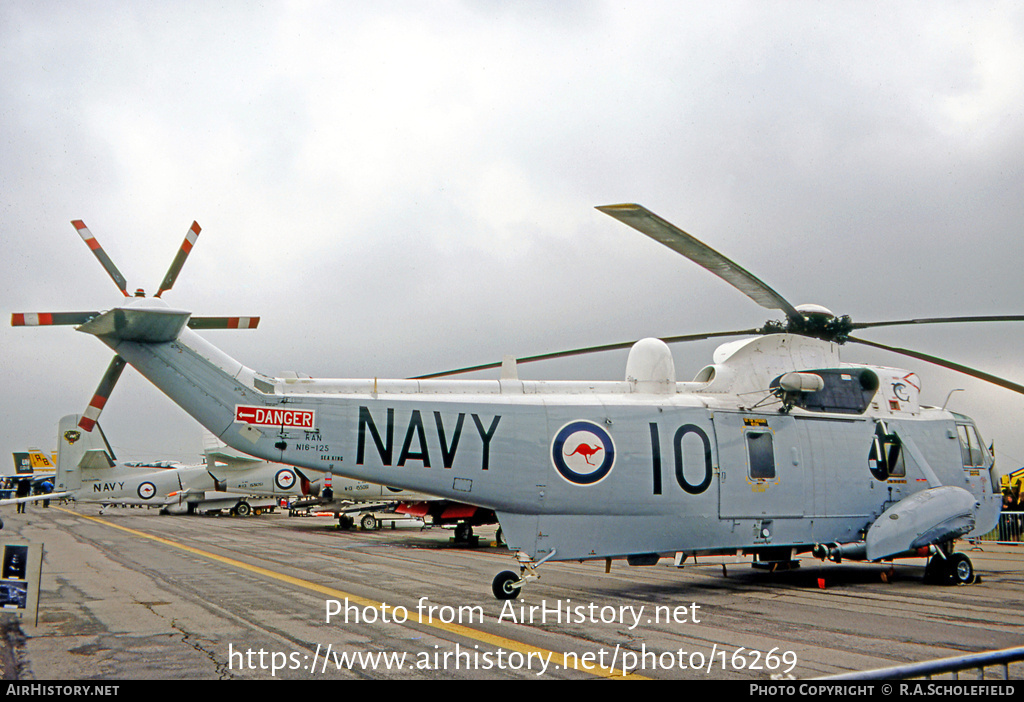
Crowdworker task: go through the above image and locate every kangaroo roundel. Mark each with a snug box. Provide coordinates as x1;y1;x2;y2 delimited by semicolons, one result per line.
551;420;616;485
275;469;297;491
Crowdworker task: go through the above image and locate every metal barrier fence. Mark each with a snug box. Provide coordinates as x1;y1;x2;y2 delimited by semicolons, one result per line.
815;517;1024;682
816;646;1024;680
973;511;1023;543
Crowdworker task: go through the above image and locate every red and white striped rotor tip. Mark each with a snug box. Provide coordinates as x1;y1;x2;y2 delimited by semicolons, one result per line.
156;221;202;298
77;395;107;432
77;357;126;432
11;312;98;327
71;219;129;296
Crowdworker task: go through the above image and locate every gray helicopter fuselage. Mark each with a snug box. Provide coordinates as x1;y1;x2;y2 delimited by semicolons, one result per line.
101;327;1001;563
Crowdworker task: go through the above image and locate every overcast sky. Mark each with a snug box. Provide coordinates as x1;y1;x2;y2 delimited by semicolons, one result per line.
3;1;1024;480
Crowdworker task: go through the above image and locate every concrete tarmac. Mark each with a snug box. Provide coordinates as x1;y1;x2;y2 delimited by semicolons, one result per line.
0;502;1022;680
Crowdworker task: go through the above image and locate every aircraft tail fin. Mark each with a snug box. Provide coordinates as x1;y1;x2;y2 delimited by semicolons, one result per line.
55;415;116;493
26;449;55;471
10;449;55;476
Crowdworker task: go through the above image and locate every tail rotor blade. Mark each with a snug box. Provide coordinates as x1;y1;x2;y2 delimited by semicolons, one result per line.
12;312;100;327
72;220;129;296
156;221;201;298
187;316;260;330
78;355;127;432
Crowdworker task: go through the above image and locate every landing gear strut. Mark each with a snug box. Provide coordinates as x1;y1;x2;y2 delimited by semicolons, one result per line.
491;549;558;600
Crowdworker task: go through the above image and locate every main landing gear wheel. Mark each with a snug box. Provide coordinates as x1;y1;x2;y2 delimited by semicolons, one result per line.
234;501;252;517
361;514;378;531
925;552;975;585
492;571;522;600
947;553;976;585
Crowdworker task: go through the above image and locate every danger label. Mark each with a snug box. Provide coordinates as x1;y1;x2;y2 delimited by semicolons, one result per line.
235;405;316;429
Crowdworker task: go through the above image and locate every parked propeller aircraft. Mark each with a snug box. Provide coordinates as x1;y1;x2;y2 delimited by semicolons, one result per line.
14;414;322;515
53;414;217;513
203;430;496;539
13;205;1018;599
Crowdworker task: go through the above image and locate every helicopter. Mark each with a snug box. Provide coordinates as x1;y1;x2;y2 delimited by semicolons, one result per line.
12;205;1019;600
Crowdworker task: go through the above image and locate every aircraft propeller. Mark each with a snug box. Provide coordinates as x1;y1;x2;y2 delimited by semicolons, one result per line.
12;220;260;431
417;204;1024;395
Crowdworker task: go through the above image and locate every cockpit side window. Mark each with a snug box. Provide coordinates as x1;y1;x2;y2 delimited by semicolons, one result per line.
971;426;988;466
957;424;989;468
957;425;971;466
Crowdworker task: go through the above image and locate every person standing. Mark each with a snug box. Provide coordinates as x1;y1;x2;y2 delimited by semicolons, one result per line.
15;478;31;514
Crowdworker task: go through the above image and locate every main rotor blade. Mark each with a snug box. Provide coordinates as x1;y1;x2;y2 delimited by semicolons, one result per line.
851;314;1024;330
11;312;100;326
79;355;126;432
156;221;201;298
72;220;129;296
412;328;760;379
187;316;260;330
597;204;804;326
847;335;1024;395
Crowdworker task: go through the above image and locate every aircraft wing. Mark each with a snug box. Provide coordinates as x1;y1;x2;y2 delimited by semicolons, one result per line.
206;453;262;470
0;492;72;507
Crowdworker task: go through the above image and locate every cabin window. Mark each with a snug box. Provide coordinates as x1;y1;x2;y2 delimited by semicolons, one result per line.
746;431;775;479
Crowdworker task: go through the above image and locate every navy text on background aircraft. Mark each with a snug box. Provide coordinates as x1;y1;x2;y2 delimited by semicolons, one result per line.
37;414;321;515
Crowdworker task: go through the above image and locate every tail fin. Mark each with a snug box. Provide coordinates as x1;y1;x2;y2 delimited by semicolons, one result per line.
55;415;116;493
28;450;55;470
11;452;32;476
10;449;56;476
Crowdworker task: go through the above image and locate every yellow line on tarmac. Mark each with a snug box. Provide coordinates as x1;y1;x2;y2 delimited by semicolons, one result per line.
56;507;647;679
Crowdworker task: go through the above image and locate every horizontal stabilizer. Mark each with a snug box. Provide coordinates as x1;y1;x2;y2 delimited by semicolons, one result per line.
79;448;115;471
206;452;262;469
76;303;191;342
202;430;261;468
